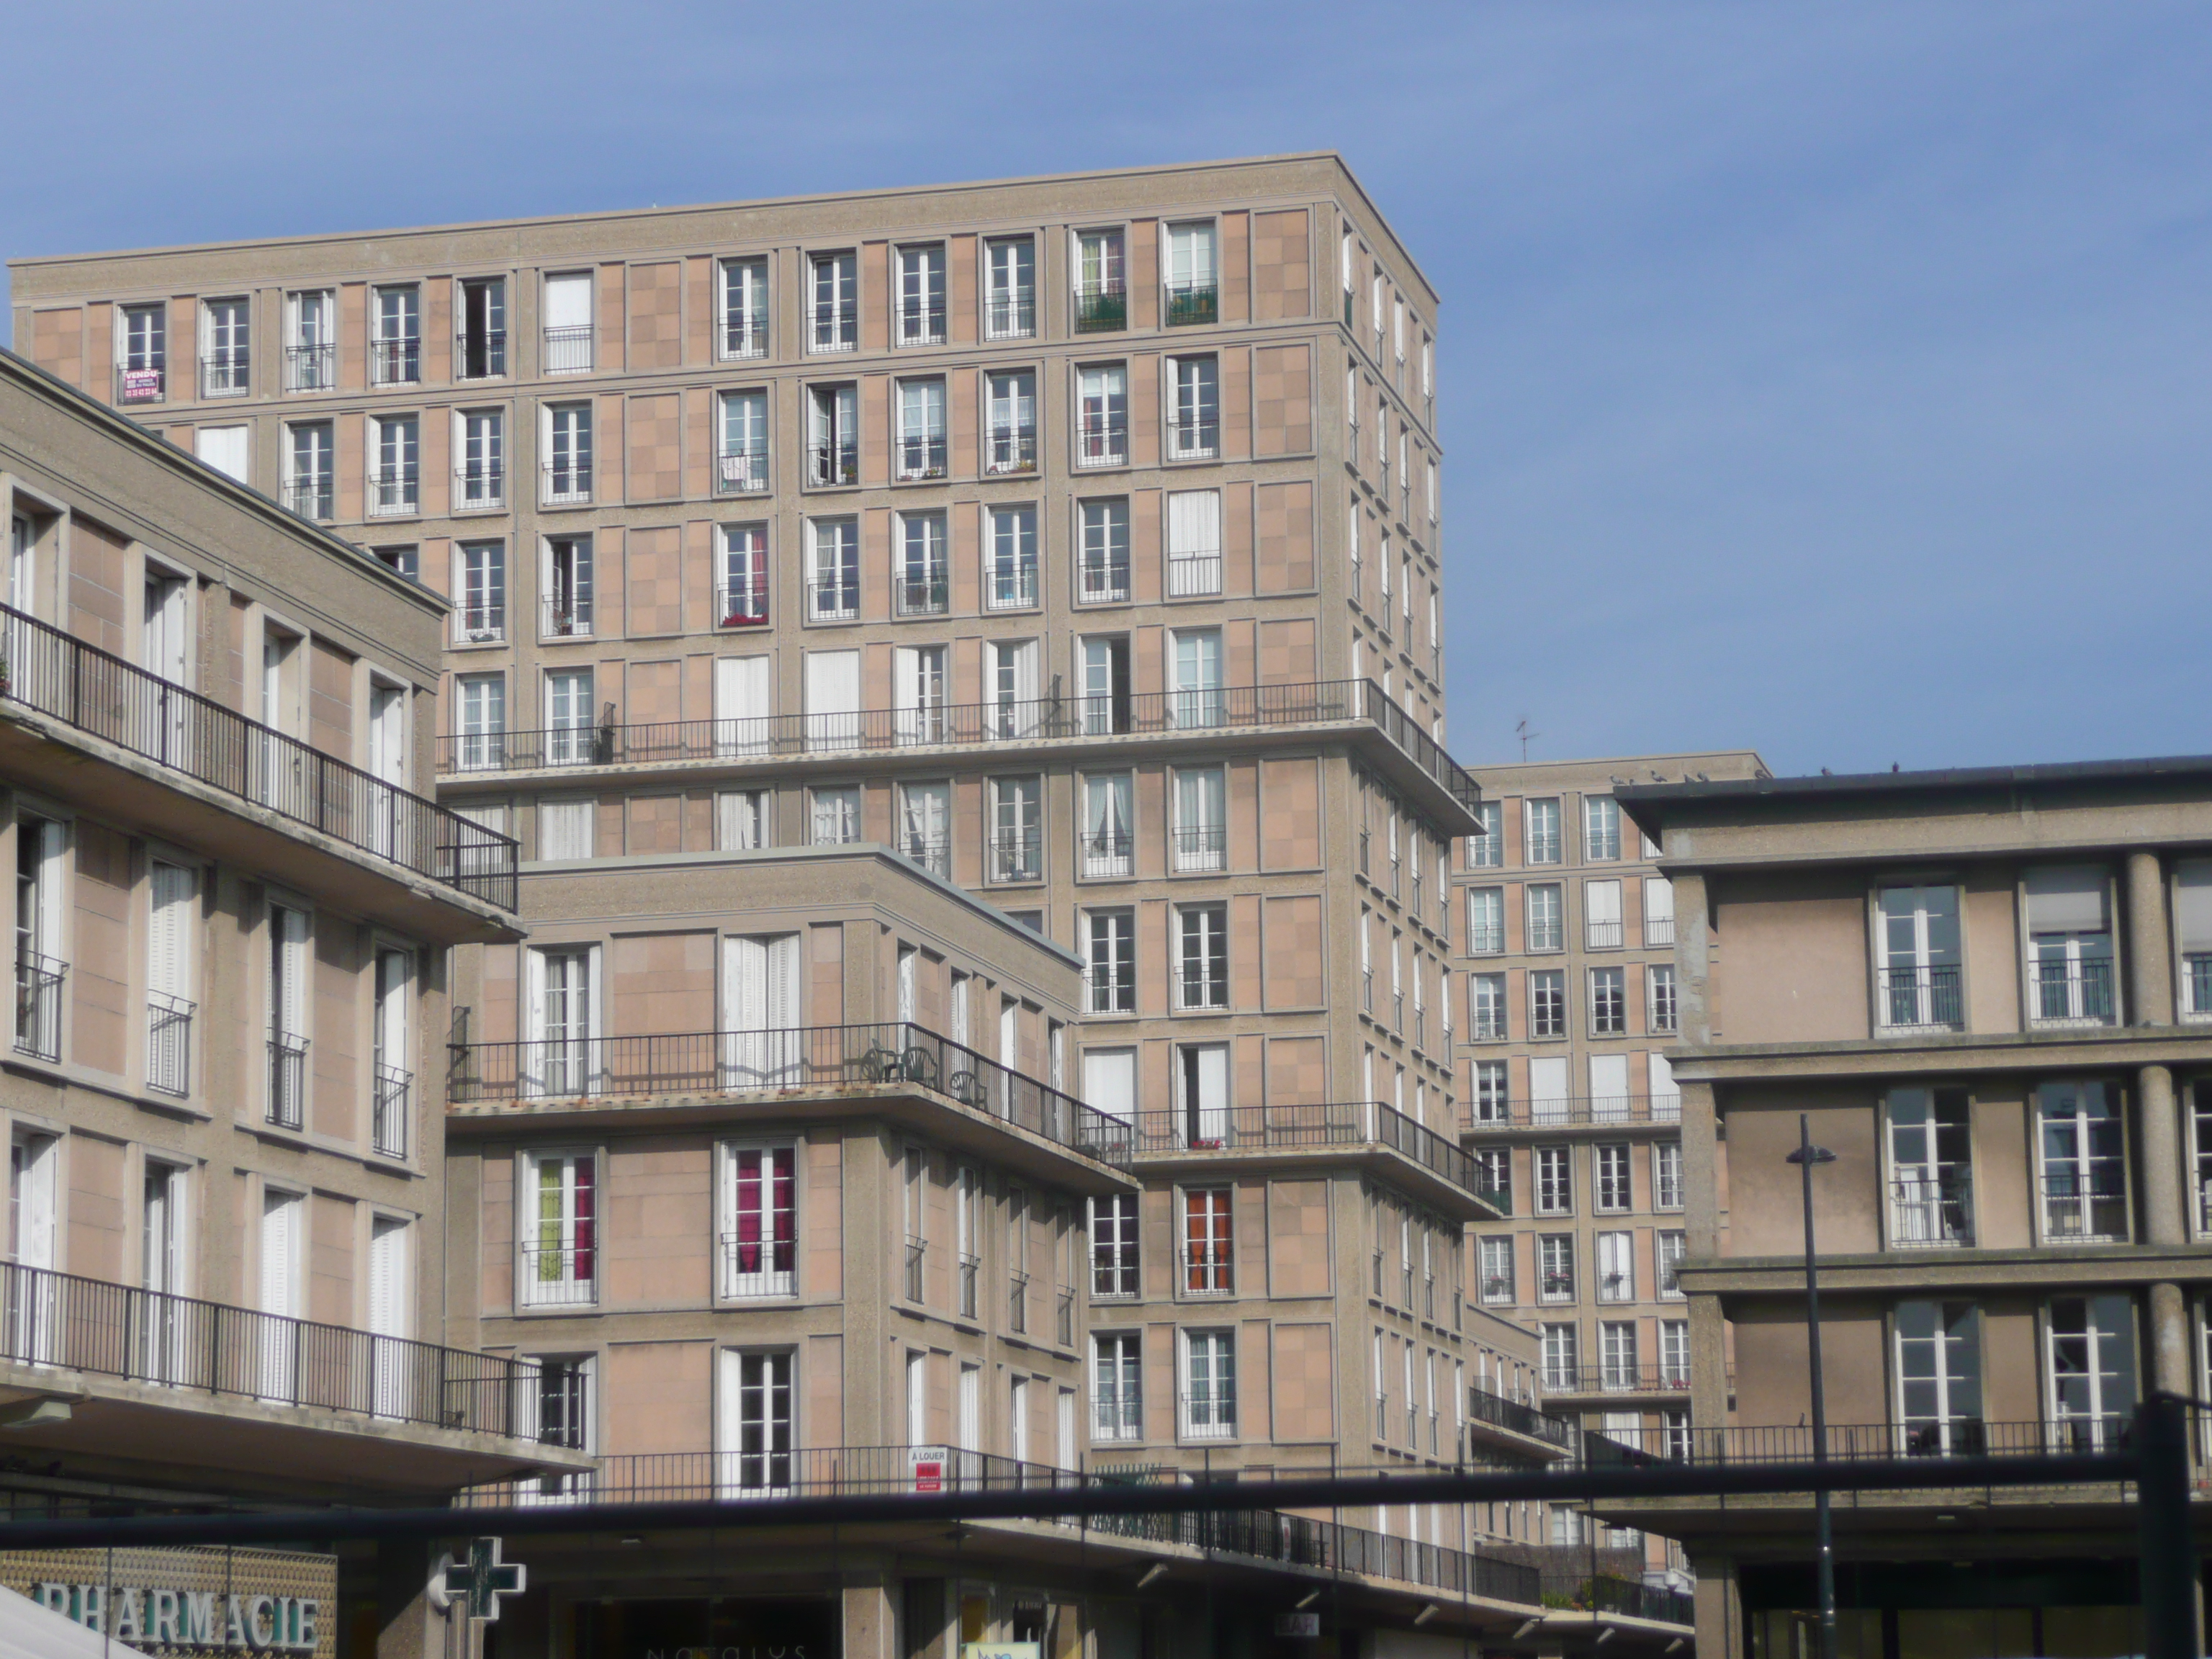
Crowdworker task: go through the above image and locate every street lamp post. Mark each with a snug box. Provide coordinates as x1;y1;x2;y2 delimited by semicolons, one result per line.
1787;1113;1839;1659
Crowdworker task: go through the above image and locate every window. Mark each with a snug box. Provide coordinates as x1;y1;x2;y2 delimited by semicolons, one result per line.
1082;773;1134;879
1169;627;1223;729
896;244;947;346
1074;229;1127;331
284;289;335;392
1468;972;1506;1040
197;426;249;484
543;273;593;372
894;781;948;876
1878;884;1963;1030
1172;766;1226;873
1896;1300;1982;1454
1475;1147;1511;1215
1643;876;1675;947
2047;1295;2136;1450
989;777;1042;884
265;904;310;1128
370;948;410;1156
544;403;592;504
200;297;250;397
1534;1146;1572;1215
718;390;769;494
1888;1086;1972;1247
718;256;769;359
989;639;1039;738
1164;222;1218;325
1598;1321;1640;1391
458;410;504;507
1176;904;1228;1010
1091;1194;1138;1298
543;536;593;638
894;512;949;616
455;673;505;770
370;285;421;385
809;251;858;351
721;1144;796;1298
2026;866;2117;1027
145;860;195;1096
987;505;1039;610
1658;1231;1686;1299
2179;861;2212;1019
1182;1328;1236;1438
444;544;503;647
807;384;859;487
1529;969;1566;1038
1168;356;1219;459
1540;1323;1578;1391
1469;800;1502;867
521;1151;596;1306
896;377;948;480
1583;796;1620;861
1076;366;1128;468
283;422;334;518
1166;489;1222;598
544;669;595;768
1596;1231;1634;1303
811;786;860;847
716;789;768;852
1079;499;1131;603
806;517;860;621
985;237;1036;339
1654;1141;1683;1211
117;302;166;402
1594;1144;1632;1213
1093;1331;1141;1441
1479;1236;1514;1305
361;415;418;518
1589;967;1625;1035
1181;1187;1232;1295
2038;1080;2126;1243
719;523;770;627
457;276;506;379
9;817;63;1065
1467;888;1504;954
1525;799;1561;865
1471;1061;1510;1125
1526;884;1563;952
1538;1235;1574;1303
986;370;1037;475
1648;964;1678;1034
720;1350;793;1495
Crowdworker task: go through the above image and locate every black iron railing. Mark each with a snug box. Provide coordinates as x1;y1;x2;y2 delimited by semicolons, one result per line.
145;991;193;1095
1889;1176;1973;1247
199;353;251;397
896;436;948;482
284;343;336;392
281;477;333;520
0;1258;549;1437
1129;1100;1494;1204
1074;284;1127;332
266;1030;309;1130
1467;1386;1576;1450
896;575;950;617
1541;1365;1692;1397
456;329;508;379
1167;552;1223;597
369;337;421;386
716;576;771;629
447;1020;1132;1166
717;446;769;494
1466;1094;1682;1130
454;464;505;508
2041;1169;2128;1241
2030;956;2118;1026
1876;963;1964;1030
1618;1419;2134;1465
1542;1573;1696;1625
986;428;1038;475
1164;282;1219;326
1076;415;1128;469
809;440;859;487
373;1062;411;1159
14;953;64;1062
542;325;593;373
0;603;517;909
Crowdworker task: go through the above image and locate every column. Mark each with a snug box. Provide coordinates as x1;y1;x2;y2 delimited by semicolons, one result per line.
1691;1548;1748;1659
2150;1280;2192;1396
1689;1292;1730;1431
842;1570;896;1659
1673;869;1713;1046
2128;850;2172;1025
2141;1064;2185;1249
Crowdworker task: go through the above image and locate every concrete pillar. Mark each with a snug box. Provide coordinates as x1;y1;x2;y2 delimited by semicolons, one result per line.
1673;869;1714;1046
2150;1281;2193;1395
1690;1291;1730;1431
357;1539;439;1659
1691;1549;1746;1659
2128;850;2173;1025
843;1570;896;1659
1681;1081;1721;1258
2141;1064;2185;1248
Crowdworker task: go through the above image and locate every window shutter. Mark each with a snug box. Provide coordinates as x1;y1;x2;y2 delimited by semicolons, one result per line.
2177;861;2212;952
1529;1057;1569;1110
149;863;192;998
1587;1053;1629;1104
544;274;591;329
261;1193;298;1316
1082;1049;1135;1123
1586;880;1622;926
2026;866;2109;935
1645;876;1674;925
368;1218;407;1338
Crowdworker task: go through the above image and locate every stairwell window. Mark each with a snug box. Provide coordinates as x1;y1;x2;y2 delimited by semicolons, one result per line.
986;237;1036;340
1877;884;1963;1031
809;251;858;352
718;256;769;359
2025;866;2118;1028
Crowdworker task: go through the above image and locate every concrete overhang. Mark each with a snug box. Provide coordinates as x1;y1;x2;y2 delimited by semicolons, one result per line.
1679;1244;2212;1300
1127;1141;1501;1221
1671;1023;2212;1086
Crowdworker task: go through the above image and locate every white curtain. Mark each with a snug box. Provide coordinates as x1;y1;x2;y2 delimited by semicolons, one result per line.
723;933;801;1086
714;655;772;756
1083;1049;1136;1123
804;649;862;751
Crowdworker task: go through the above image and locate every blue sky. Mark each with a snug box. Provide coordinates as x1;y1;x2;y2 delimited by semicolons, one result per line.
6;1;2206;774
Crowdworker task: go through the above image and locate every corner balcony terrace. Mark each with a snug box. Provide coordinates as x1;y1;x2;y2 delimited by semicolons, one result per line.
1130;1100;1503;1219
1465;1385;1579;1460
1467;1094;1683;1132
1;603;518;943
446;1019;1134;1195
0;1259;589;1498
438;677;1481;836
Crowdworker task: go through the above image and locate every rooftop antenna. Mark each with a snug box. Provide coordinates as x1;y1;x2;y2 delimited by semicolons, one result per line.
1516;717;1541;762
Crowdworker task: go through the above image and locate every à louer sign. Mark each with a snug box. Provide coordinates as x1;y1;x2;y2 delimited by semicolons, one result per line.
29;1581;320;1651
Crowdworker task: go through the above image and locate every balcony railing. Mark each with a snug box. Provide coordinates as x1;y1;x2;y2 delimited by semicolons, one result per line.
2041;1170;2128;1242
517;1241;597;1308
2028;956;2117;1028
896;575;950;617
1541;1573;1696;1627
14;953;64;1062
146;991;193;1094
1889;1176;1972;1247
1081;830;1133;879
986;428;1038;475
368;467;418;517
0;1258;550;1436
1586;919;1624;949
432;677;1480;811
448;1020;1133;1166
542;462;592;505
989;830;1041;884
1079;555;1130;605
809;440;859;487
896;436;948;482
958;1253;980;1318
454;464;505;509
1541;1364;1692;1397
1467;1094;1682;1130
1164;282;1219;326
1076;416;1128;469
1074;283;1127;333
1130;1100;1496;1205
541;593;593;639
373;1061;411;1159
716;576;770;629
1179;1245;1233;1296
717;446;769;495
199;353;251;397
2;604;516;912
721;1230;796;1300
1633;1419;2134;1464
986;295;1036;341
907;1238;927;1303
986;565;1040;612
1084;966;1135;1015
1166;419;1219;462
266;1030;309;1130
1167;553;1223;598
369;337;421;386
1056;1287;1075;1346
806;579;860;623
1645;915;1676;947
456;329;508;379
1182;1393;1236;1439
1876;963;1964;1031
1467;1386;1576;1451
282;477;333;520
1171;823;1226;873
455;603;505;644
811;303;858;352
895;832;950;880
284;342;336;392
543;325;593;374
1175;965;1228;1011
898;304;947;348
455;1444;1547;1606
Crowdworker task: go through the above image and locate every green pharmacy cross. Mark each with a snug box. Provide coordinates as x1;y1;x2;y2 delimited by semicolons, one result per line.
439;1537;527;1622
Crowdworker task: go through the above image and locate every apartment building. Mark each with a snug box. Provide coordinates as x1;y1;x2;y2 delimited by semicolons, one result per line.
1450;752;1764;1581
0;349;580;1643
1613;757;2212;1659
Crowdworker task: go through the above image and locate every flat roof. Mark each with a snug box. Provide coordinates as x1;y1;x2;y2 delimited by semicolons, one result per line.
1617;752;2212;814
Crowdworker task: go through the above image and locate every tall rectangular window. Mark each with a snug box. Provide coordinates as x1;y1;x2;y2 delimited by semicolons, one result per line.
456;541;505;644
1074;230;1127;331
1469;800;1502;868
806;518;860;621
718;256;769;359
721;1350;793;1494
808;384;859;487
1897;1300;1982;1453
1658;1231;1686;1299
894;513;949;618
1654;1141;1683;1210
2038;1080;2127;1243
1596;1231;1634;1302
1468;972;1506;1040
118;302;167;402
719;524;770;628
1583;796;1620;860
1527;885;1563;952
987;506;1039;610
1467;888;1505;954
896;377;948;480
523;1151;596;1305
1648;964;1678;1033
989;776;1042;884
810;251;858;351
1878;884;1963;1030
12;819;62;1064
1076;365;1129;469
366;415;418;516
455;673;505;770
985;236;1037;339
721;1144;797;1298
1093;1330;1141;1440
457;276;506;379
1529;969;1566;1038
147;860;196;1097
1589;966;1626;1035
1593;1143;1632;1213
1479;1236;1514;1305
1888;1086;1973;1247
1182;1328;1236;1438
983;369;1038;475
1167;356;1219;459
1585;878;1623;948
1473;1060;1509;1123
1172;766;1227;874
2026;866;2117;1028
284;422;334;519
1538;1235;1574;1303
371;285;421;385
1084;909;1136;1015
1091;1194;1138;1298
1534;1146;1572;1215
1541;1323;1578;1391
1166;490;1223;598
1175;904;1228;1010
1164;222;1218;325
286;289;336;391
542;272;593;373
896;244;947;346
894;779;948;875
1525;799;1562;865
200;297;250;397
459;410;504;508
544;669;595;767
2046;1295;2136;1450
544;403;593;504
542;536;593;639
1082;772;1134;879
718;390;769;495
266;904;310;1129
1079;499;1130;603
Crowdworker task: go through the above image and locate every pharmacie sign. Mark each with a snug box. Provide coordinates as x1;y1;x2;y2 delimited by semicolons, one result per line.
4;1545;335;1655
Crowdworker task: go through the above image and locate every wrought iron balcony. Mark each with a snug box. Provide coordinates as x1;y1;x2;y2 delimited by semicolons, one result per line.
1074;283;1127;333
1075;415;1128;469
1466;1093;1682;1130
989;828;1041;884
1167;552;1223;598
1467;1385;1576;1450
454;464;505;509
542;325;593;374
284;342;336;392
1889;1175;1972;1248
1079;554;1130;605
517;1241;596;1308
1539;1364;1693;1398
368;466;418;517
0;602;517;909
986;295;1036;341
447;1020;1133;1167
1876;963;1964;1031
716;575;771;629
721;1230;796;1300
1170;822;1226;873
374;1061;412;1159
809;439;859;487
266;1029;309;1129
2042;1170;2128;1243
369;336;421;386
986;427;1038;475
1166;417;1219;462
14;952;64;1062
898;302;947;347
1084;963;1135;1015
2028;956;2117;1028
896;435;948;482
1164;282;1219;326
717;446;769;495
282;477;334;520
896;574;950;617
895;831;949;879
811;302;858;352
541;593;593;639
146;991;193;1095
456;328;508;379
541;461;592;505
199;352;250;397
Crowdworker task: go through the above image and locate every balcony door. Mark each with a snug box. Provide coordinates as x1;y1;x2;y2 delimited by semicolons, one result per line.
544;669;595;766
367;680;408;860
258;1189;304;1401
1886;1087;1972;1246
367;1215;409;1418
6;1133;58;1364
1877;885;1961;1030
722;932;800;1088
1177;1043;1228;1148
719;1349;795;1496
525;945;601;1098
1895;1300;1982;1454
138;1161;187;1383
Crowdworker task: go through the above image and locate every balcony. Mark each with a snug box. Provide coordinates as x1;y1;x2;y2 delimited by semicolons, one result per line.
266;1029;309;1129
1182;1393;1236;1439
716;575;771;629
447;1020;1133;1181
1889;1176;1972;1247
1174;965;1228;1012
895;832;949;880
2041;1170;2128;1243
1166;418;1219;462
374;1061;411;1158
2028;956;2117;1028
454;464;505;510
1467;1385;1577;1454
1179;1245;1233;1297
13;952;64;1062
896;435;948;482
806;580;860;623
1876;963;1964;1032
718;445;769;495
986;427;1038;476
896;574;949;618
986;565;1040;612
1645;914;1676;947
1079;554;1130;606
369;336;421;386
1171;823;1227;873
146;991;193;1094
1164;282;1220;327
1466;1094;1682;1130
811;302;859;353
1130;1100;1501;1215
457;329;508;379
1167;552;1223;598
1586;919;1624;949
986;295;1036;341
284;342;336;392
1082;830;1133;879
542;462;592;506
199;352;250;397
1074;283;1126;333
721;1229;796;1300
1539;1364;1692;1399
0;602;518;920
115;364;166;405
543;325;593;374
368;466;418;518
433;675;1482;827
282;476;333;520
1539;1572;1696;1628
541;593;593;640
1084;966;1135;1015
1648;1418;2131;1464
809;440;859;488
0;1259;576;1493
